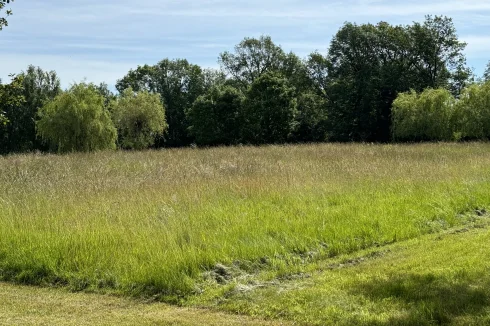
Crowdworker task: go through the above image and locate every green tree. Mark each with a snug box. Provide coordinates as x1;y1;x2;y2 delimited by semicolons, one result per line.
392;88;455;141
96;82;116;108
219;35;310;92
187;85;244;146
116;59;207;147
292;92;328;142
5;65;62;153
408;16;470;95
453;82;490;139
111;88;167;150
0;0;13;31
0;75;25;152
37;83;117;153
219;36;286;87
242;72;298;144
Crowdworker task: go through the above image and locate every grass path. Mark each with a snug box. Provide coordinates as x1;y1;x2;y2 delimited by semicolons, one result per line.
0;282;289;326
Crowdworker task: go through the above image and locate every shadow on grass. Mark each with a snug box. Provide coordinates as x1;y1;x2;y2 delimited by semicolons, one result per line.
352;273;490;325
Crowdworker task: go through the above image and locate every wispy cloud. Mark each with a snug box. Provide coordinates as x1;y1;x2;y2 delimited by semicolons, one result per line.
1;0;489;87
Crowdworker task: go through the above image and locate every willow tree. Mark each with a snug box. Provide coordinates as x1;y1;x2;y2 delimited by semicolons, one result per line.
37;83;117;153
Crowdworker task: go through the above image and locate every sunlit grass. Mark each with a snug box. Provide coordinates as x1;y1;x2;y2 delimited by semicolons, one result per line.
203;225;490;325
1;143;490;299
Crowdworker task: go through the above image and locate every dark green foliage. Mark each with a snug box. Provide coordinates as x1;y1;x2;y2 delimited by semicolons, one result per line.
219;36;286;87
0;75;25;152
0;15;481;154
111;88;167;150
96;82;116;108
187;86;244;146
292;92;328;142
219;36;311;93
0;66;61;154
408;16;471;95
37;83;117;153
323;16;469;142
241;72;298;144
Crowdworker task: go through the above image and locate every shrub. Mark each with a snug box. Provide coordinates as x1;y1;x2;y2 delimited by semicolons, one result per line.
392;88;455;141
453;82;490;140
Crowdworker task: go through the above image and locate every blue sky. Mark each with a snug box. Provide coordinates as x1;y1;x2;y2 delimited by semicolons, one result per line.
1;0;490;89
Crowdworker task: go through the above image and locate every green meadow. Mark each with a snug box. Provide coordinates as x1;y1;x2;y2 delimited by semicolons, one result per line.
1;143;490;324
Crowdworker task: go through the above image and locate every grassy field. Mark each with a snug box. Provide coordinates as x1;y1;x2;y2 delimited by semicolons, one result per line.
1;143;490;307
3;225;489;325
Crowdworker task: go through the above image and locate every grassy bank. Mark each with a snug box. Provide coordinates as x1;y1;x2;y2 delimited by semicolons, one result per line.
1;143;490;299
192;223;490;325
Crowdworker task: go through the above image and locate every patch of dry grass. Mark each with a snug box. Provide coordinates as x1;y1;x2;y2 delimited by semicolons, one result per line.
0;282;288;326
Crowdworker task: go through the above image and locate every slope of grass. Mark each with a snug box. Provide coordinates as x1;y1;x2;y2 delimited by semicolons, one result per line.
1;143;490;299
193;223;490;325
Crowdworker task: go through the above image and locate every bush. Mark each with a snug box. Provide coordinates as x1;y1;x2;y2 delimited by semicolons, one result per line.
111;88;167;150
392;88;455;141
37;83;117;153
453;82;490;140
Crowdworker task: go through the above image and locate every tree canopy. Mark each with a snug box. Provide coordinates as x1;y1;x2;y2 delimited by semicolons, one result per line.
37;83;117;153
1;15;487;154
187;85;244;146
0;0;13;31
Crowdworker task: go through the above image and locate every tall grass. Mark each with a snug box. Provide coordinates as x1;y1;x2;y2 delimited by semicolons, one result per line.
1;143;490;298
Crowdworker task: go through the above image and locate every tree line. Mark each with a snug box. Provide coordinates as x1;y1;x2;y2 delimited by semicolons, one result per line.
2;15;490;154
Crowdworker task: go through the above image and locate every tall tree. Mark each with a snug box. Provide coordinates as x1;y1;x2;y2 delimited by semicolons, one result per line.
408;15;470;95
219;35;310;92
17;66;61;151
219;36;286;87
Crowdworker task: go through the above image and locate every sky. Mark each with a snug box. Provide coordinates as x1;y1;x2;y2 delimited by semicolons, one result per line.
1;0;490;89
